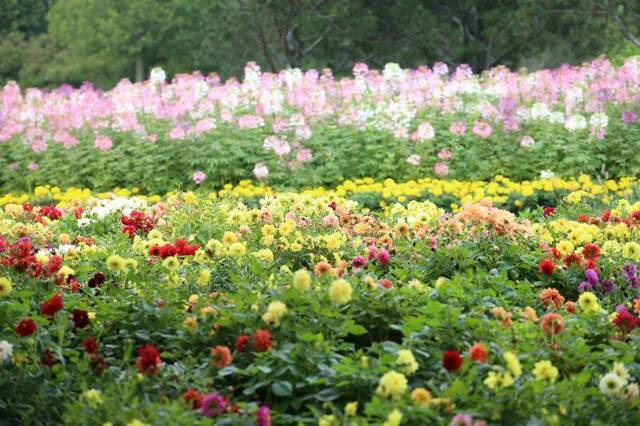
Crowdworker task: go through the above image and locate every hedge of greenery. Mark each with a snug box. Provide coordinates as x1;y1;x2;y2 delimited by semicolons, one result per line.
2;116;640;194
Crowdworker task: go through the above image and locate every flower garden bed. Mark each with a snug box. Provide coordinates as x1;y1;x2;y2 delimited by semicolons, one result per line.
3;58;640;424
2;59;640;194
1;189;640;424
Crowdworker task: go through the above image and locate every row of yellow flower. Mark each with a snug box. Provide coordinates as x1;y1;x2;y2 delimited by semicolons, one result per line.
0;175;637;210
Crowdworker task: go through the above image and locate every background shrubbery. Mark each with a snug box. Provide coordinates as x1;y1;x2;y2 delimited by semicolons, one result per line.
2;1;640;88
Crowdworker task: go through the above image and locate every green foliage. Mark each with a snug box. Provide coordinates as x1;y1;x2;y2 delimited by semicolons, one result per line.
1;107;640;195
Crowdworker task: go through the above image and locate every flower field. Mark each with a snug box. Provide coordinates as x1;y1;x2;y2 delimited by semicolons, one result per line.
3;59;640;426
1;187;640;424
2;58;640;193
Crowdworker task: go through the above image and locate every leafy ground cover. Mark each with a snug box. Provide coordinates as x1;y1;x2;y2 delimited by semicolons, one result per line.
1;188;640;425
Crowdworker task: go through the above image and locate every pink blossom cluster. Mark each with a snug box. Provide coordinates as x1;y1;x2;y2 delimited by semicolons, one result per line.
2;57;640;178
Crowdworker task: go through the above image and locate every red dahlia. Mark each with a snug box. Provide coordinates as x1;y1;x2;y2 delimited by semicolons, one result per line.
252;329;272;352
40;205;63;220
41;348;56;366
538;259;555;276
88;272;106;288
584;259;597;270
82;337;99;354
40;293;64;317
582;243;601;261
235;334;250;352
442;350;463;372
121;224;137;239
614;311;640;335
16;318;37;337
182;388;203;409
136;344;162;376
47;255;63;274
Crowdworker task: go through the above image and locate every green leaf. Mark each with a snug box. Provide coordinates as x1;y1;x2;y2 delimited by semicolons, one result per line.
444;379;468;399
271;380;293;397
343;322;368;336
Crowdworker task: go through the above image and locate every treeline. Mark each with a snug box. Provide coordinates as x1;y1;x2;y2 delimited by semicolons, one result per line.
1;0;640;88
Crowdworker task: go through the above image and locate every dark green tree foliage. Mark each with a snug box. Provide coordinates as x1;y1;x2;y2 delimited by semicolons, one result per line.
0;0;53;85
1;0;640;88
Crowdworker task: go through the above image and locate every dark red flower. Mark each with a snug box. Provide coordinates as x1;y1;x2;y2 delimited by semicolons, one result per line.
543;206;555;217
351;255;367;269
538;258;555;276
88;272;106;288
235;334;250;352
614;311;640;335
40;293;64;317
16;318;37;337
72;309;90;328
136;344;162;376
41;348;56;366
252;329;272;352
83;337;99;354
442;350;463;372
182;388;203;409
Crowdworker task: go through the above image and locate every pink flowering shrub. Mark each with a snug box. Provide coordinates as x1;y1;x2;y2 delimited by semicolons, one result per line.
0;58;639;192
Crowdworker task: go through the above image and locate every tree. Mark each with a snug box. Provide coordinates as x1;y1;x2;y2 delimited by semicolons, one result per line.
0;0;54;85
1;0;634;88
48;0;213;85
